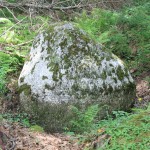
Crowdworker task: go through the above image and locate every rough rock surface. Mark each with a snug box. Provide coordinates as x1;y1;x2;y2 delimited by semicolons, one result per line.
18;22;135;131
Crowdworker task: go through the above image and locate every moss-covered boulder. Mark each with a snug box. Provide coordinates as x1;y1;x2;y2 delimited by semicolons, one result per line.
18;22;135;132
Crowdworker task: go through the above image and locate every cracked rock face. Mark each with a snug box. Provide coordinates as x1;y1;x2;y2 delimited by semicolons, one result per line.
18;22;135;131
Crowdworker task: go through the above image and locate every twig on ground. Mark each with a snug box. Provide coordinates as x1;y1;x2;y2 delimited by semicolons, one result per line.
0;1;128;11
36;22;47;33
13;40;33;47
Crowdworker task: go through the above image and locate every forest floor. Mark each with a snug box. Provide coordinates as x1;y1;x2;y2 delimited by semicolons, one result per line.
0;70;150;150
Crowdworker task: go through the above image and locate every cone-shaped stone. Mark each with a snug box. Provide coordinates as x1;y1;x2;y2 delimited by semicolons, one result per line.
18;23;135;132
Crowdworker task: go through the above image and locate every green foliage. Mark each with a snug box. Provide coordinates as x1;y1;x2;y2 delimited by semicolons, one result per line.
0;18;13;27
132;0;150;5
2;113;31;127
75;9;131;58
105;28;131;58
6;0;17;3
72;106;150;150
0;17;33;44
0;68;7;94
76;2;150;68
99;106;150;150
76;9;118;41
118;2;150;65
0;8;13;19
1;113;44;132
75;8;132;58
0;52;22;94
0;16;49;45
0;18;17;43
68;104;99;133
30;125;44;133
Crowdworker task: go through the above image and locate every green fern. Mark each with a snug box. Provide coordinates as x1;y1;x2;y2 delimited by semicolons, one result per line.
0;52;21;94
76;2;150;66
69;104;99;133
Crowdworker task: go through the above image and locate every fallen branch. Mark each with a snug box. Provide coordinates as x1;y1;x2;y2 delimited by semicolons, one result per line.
0;2;86;10
0;0;129;11
13;40;33;47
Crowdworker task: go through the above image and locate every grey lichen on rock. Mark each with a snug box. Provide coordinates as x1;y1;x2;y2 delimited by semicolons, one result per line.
18;22;135;132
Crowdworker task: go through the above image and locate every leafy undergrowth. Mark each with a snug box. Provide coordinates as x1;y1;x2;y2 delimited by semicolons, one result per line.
0;103;149;150
75;1;150;71
98;107;150;149
0;51;23;94
66;105;150;150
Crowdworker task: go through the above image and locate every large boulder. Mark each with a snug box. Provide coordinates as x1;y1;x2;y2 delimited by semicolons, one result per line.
18;22;135;132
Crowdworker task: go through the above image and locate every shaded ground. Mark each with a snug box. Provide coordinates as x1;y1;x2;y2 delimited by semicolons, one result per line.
0;122;81;150
0;70;150;150
134;70;150;108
